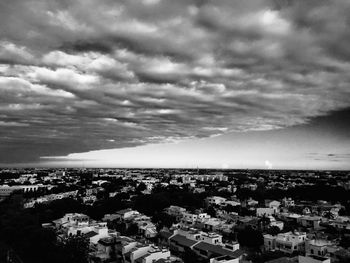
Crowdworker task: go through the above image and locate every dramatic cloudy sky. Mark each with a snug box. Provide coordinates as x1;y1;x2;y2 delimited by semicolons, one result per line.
0;0;349;169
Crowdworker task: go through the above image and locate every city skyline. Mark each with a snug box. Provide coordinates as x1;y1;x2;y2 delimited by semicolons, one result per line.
0;0;350;169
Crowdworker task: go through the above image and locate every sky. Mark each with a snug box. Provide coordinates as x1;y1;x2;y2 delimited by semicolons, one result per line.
0;0;349;169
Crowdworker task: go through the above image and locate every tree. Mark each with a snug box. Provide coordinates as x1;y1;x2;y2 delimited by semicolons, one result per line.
136;182;147;192
126;223;139;236
204;206;217;217
258;215;271;231
237;226;264;248
152;212;176;229
266;226;280;236
61;235;89;263
183;249;203;263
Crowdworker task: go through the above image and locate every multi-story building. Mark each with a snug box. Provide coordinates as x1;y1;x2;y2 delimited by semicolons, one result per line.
305;239;337;258
264;231;306;254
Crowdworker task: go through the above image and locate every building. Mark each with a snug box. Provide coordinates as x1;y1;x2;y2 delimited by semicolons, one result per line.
164;206;187;221
115;209;141;221
169;234;198;253
181;212;198;227
257;208;275;217
264;231;306;254
137;247;171;263
305;239;336;258
192;242;242;260
206;196;227;206
297;216;321;229
282;198;295;207
210;255;239;263
298;255;330;263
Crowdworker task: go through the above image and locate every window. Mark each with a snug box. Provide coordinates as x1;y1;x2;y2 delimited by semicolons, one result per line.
311;249;314;254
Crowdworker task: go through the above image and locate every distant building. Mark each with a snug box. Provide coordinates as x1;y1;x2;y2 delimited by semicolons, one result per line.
297;216;321;229
206;196;227;206
264;231;306;254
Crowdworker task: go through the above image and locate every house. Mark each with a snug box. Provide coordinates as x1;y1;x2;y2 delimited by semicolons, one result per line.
115;236;138;260
164;206;187;220
138;222;158;238
331;216;350;231
181;212;198;227
264;234;276;251
196;213;211;223
169;234;198;253
134;246;171;263
305;239;337;258
265;200;281;213
203;218;224;232
265;200;281;209
199;232;223;245
206;196;227;206
257;208;275;217
278;213;302;225
264;231;306;254
125;244;152;263
242;198;259;207
88;236;116;263
282;198;295;207
297;216;321;229
303;207;311;215
115;209;140;221
224;200;241;207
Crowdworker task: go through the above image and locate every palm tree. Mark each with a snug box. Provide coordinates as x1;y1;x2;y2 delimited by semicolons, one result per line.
258;214;271;231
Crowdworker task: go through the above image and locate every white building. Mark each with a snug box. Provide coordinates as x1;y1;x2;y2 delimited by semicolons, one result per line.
264;231;306;254
305;239;336;258
137;246;171;263
206;196;227;206
282;197;295;207
257;208;275;217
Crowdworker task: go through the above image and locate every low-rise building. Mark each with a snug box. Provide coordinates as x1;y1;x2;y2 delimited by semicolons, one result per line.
206;196;227;206
297;216;321;229
264;231;306;254
164;206;187;220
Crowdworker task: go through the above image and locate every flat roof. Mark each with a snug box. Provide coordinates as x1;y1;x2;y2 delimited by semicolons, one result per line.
193;242;243;257
169;234;198;248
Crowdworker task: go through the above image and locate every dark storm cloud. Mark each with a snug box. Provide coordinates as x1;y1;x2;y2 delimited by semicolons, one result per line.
1;0;350;163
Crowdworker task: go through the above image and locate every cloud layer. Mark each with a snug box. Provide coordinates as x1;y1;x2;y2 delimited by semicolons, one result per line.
1;0;350;163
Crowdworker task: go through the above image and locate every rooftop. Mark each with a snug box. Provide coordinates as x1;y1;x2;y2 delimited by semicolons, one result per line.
169;234;199;248
193;242;243;257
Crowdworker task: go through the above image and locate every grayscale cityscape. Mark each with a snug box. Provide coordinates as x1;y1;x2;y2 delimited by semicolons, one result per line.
0;1;349;263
